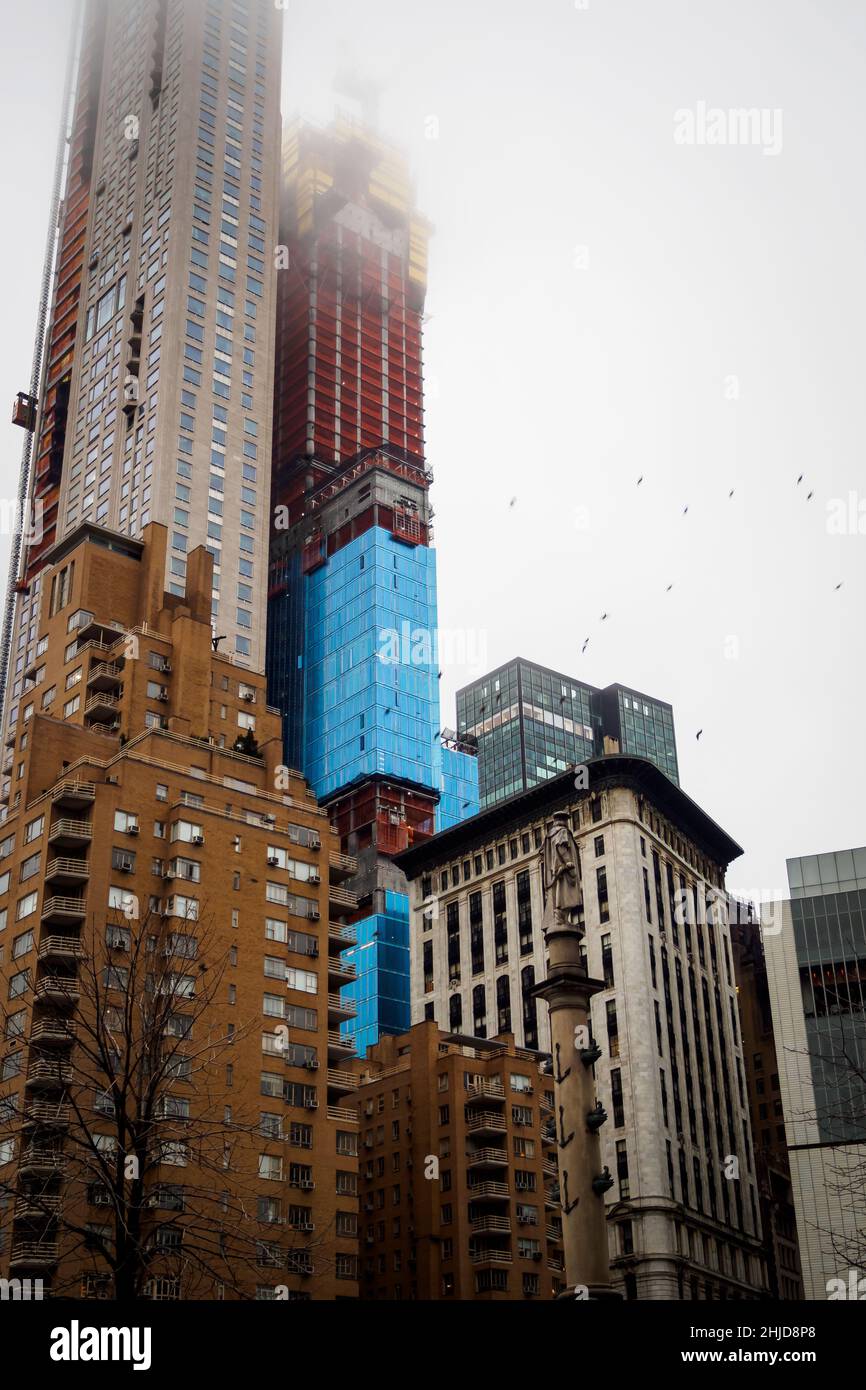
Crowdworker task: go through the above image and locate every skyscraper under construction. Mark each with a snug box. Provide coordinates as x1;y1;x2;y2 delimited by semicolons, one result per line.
267;118;478;1054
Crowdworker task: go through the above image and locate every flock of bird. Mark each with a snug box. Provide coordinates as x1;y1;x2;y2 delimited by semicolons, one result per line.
506;470;845;744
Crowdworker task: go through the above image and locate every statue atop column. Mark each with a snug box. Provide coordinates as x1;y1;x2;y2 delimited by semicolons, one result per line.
539;811;584;939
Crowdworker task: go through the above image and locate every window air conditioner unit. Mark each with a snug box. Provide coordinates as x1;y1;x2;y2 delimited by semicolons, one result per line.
127;825;139;836
304;1099;318;1110
310;837;321;850
308;871;320;884
309;908;320;921
192;835;204;846
241;692;254;703
162;662;172;674
309;944;319;958
157;690;169;702
300;1179;315;1190
305;1060;318;1071
267;856;279;867
120;862;133;874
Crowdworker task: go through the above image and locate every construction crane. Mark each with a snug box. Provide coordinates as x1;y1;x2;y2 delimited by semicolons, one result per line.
0;2;82;736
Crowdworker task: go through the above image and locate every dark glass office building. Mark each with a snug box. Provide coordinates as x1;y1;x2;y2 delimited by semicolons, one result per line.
456;658;679;809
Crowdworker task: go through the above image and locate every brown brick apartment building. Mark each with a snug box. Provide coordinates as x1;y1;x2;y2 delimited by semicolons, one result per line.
353;1021;564;1300
0;521;359;1299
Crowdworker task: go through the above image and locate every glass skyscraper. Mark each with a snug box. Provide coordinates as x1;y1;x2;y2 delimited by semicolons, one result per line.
457;658;679;810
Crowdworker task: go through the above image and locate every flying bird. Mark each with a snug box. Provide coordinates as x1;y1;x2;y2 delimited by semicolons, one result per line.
682;505;689;516
696;730;703;742
796;475;804;485
509;497;517;508
600;613;609;622
835;582;844;591
665;584;674;593
636;476;644;486
806;491;814;501
581;639;590;654
728;490;735;499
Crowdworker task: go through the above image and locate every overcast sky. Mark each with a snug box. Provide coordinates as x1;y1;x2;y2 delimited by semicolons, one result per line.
1;0;863;901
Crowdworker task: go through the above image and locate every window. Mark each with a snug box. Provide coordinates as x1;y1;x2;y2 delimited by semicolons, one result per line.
23;815;43;844
16;892;38;921
596;868;610;923
8;970;30;999
12;930;34;959
258;1153;283;1182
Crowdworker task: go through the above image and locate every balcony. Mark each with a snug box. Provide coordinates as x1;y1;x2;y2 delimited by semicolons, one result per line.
467;1181;510;1202
326;1068;357;1099
470;1249;512;1266
18;1147;67;1178
10;1241;60;1270
72;616;126;646
51;780;96;810
44;857;89;887
25;1059;73;1089
543;1160;558;1180
548;1254;564;1272
466;1147;509;1169
86;661;124;692
465;1111;508;1137
465;1081;506;1105
546;1223;563;1242
329;850;358;881
328;883;358;914
34;976;80;1007
545;1187;561;1209
470;1215;511;1235
48;818;92;848
30;1018;77;1047
327;992;356;1023
327;958;357;988
327;1029;356;1063
72;637;116;662
15;1193;63;1221
326;1105;359;1125
84;692;121;723
38;937;86;968
23;1101;70;1129
328;921;357;950
40;897;87;925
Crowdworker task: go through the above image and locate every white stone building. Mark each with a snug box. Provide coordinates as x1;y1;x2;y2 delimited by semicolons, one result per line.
397;756;767;1299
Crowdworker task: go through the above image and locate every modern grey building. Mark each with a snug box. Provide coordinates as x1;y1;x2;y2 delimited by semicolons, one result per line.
396;757;766;1300
456;659;678;810
764;846;866;1298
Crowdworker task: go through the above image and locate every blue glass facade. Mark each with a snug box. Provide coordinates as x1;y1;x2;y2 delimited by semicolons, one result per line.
304;528;440;800
268;524;479;1056
437;744;480;831
342;891;411;1056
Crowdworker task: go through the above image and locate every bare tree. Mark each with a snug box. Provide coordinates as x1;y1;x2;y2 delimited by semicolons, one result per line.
0;903;336;1301
779;975;866;1281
